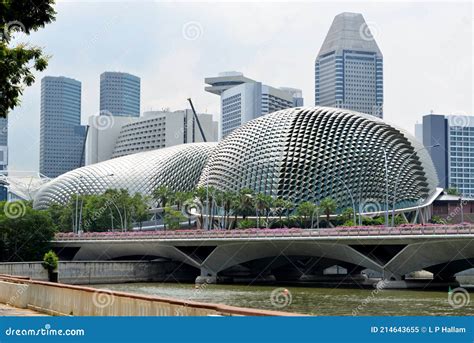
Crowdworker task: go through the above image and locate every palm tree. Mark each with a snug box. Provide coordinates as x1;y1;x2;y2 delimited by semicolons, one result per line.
310;204;319;229
193;187;207;229
231;193;240;230
153;186;171;208
283;200;294;227
213;189;225;229
320;197;337;227
341;207;355;225
255;193;267;228
174;191;190;210
296;201;317;229
152;186;172;230
222;191;234;229
238;188;254;220
262;195;274;228
273;198;286;227
206;186;217;230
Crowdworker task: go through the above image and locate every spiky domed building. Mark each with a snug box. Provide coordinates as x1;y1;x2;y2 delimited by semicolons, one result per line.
35;107;439;215
198;107;438;213
33;143;216;209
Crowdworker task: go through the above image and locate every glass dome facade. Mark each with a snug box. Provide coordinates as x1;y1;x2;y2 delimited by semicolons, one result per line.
33;143;216;209
198;107;438;212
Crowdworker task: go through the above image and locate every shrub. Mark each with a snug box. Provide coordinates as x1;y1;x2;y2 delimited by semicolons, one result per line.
343;220;355;227
237;219;257;229
42;250;58;272
394;215;408;225
430;215;446;224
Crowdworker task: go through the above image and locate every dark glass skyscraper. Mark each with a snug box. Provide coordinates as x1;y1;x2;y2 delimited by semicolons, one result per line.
39;76;86;178
315;12;383;118
100;72;140;117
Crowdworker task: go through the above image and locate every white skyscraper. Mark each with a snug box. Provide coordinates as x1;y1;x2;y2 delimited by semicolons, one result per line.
205;72;303;137
87;110;218;164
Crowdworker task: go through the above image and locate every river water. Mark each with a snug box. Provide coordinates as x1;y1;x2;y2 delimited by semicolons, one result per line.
94;281;473;316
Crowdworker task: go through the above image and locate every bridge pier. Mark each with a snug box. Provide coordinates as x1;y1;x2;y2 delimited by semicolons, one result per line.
195;268;218;284
383;270;403;281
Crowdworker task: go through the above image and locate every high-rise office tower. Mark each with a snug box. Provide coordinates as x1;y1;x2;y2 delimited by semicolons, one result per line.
422;113;474;196
315;12;383;118
205;72;303;138
100;72;140;117
414;122;423;143
39;76;87;178
279;87;304;107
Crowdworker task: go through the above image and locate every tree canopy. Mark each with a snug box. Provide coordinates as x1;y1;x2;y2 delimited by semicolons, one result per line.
0;201;56;261
1;0;56;117
46;189;150;232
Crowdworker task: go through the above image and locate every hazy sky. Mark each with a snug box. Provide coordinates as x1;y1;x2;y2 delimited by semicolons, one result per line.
8;0;473;171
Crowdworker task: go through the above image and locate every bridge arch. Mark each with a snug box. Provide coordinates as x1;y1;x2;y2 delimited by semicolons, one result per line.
71;242;201;269
201;241;383;275
384;239;474;278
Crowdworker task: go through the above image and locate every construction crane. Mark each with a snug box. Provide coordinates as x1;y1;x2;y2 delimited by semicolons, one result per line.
187;98;207;142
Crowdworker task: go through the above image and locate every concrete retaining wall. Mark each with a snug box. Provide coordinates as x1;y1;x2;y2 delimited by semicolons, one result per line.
0;275;296;316
0;261;197;285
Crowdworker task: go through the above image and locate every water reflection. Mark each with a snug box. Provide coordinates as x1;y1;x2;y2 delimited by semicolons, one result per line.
94;282;474;316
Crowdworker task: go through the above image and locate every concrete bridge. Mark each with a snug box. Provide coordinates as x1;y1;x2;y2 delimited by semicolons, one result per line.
52;225;474;288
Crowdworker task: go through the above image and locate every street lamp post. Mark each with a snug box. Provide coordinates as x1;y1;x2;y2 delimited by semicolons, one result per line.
383;148;389;227
205;170;210;230
390;144;440;227
110;207;114;231
73;176;84;234
107;199;124;231
356;152;370;226
333;175;357;224
76;173;114;233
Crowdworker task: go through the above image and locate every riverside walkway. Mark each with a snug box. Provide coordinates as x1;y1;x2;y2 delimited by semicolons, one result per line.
0;303;48;316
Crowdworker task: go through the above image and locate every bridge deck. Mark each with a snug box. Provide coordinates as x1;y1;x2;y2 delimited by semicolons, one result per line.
54;225;474;242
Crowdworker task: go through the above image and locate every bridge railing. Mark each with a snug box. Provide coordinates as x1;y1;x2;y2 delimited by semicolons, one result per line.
54;224;474;241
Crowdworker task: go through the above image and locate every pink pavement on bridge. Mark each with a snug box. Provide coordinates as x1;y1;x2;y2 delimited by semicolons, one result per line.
55;224;474;241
